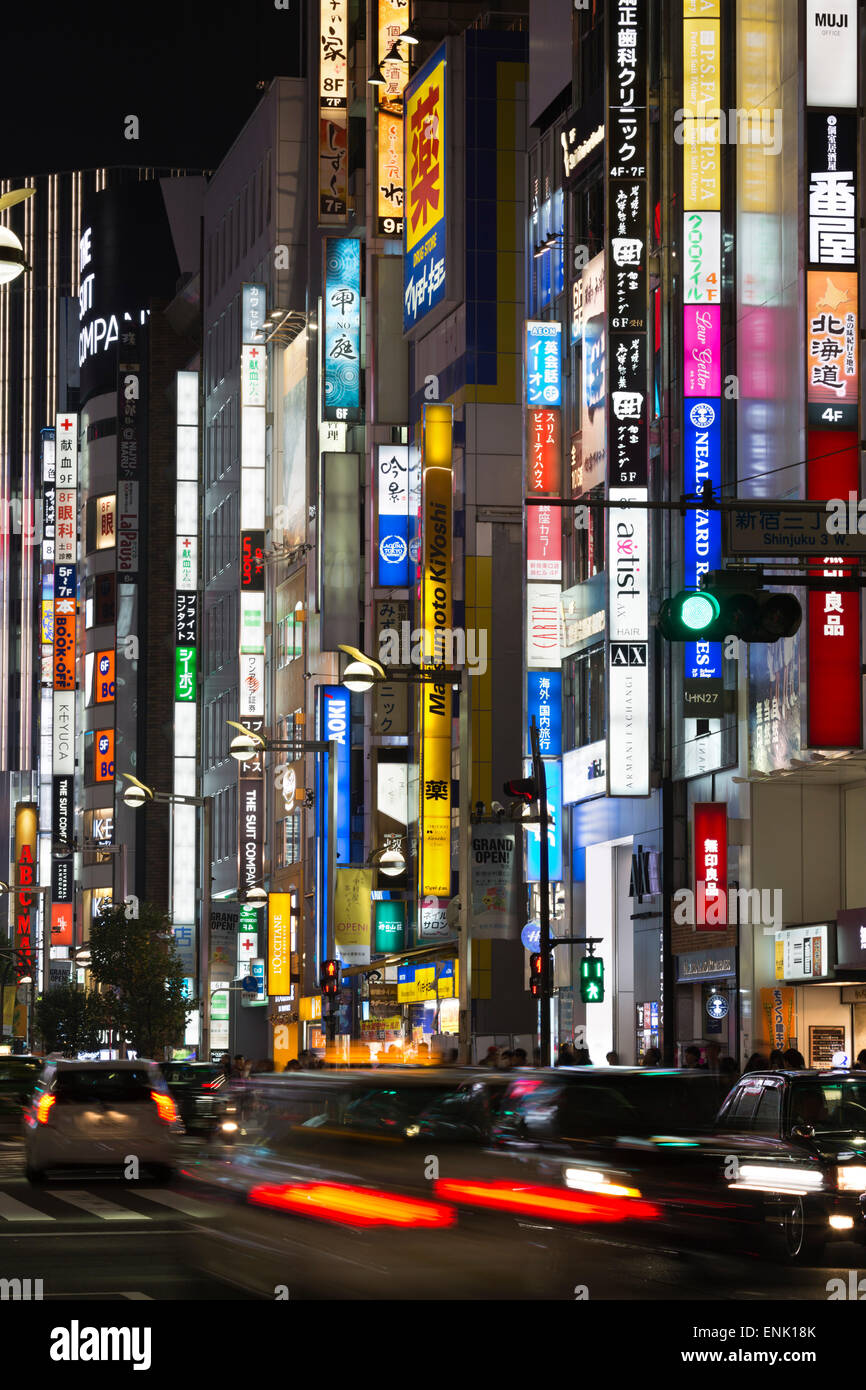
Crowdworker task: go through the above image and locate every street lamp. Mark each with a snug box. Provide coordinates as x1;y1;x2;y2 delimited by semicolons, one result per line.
118;772;212;1059
0;188;35;285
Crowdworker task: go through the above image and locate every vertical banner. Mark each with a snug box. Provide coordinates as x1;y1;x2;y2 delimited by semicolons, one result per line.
470;824;520;939
376;0;409;235
761;985;796;1053
804;26;860;749
172;371;200;955
403;45;447;332
13;804;38;983
694;802;727;930
268;892;294;995
323;238;361;421
377;444;410;587
318;0;349;221
334;866;373;966
606;0;650;796
420;405;453;898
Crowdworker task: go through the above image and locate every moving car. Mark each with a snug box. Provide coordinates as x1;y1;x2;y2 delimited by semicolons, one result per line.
707;1067;866;1260
24;1059;180;1183
159;1061;230;1135
0;1056;43;1137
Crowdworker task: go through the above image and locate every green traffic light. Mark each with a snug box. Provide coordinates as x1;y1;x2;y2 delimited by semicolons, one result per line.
679;592;720;632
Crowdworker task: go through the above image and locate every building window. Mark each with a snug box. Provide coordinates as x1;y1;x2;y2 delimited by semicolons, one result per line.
276;611;304;668
573;644;605;747
276;814;302;870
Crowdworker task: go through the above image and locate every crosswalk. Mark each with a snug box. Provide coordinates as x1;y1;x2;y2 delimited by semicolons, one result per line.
0;1180;215;1224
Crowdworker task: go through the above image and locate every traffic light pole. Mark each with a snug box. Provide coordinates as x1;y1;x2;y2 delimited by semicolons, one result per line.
529;719;551;1066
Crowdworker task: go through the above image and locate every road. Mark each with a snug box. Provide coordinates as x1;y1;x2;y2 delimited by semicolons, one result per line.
0;1140;861;1301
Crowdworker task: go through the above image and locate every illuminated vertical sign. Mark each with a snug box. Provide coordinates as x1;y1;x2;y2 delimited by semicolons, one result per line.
579;251;606;494
805;23;861;750
403;47;447;332
94;729;115;783
13;805;38;983
681;9;723;717
525;408;562;497
54;412;77;565
526;761;562;884
806;0;857;108
323;238;361;421
172;370;199;959
322;685;351;870
377;444;410;587
526;671;562;758
268;892;294;996
319;0;349;221
377;0;409;235
606;1;649;797
525;321;562;408
694;802;727;930
526;502;561;581
420;405;453;898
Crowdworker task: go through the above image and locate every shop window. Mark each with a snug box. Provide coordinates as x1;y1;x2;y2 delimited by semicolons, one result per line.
573;643;605;746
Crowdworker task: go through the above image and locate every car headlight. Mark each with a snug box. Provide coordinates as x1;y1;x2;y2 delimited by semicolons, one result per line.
837;1165;866;1193
563;1168;643;1199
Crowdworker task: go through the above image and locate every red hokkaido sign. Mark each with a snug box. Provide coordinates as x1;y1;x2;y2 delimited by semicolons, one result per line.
806;430;861;749
694;802;727;930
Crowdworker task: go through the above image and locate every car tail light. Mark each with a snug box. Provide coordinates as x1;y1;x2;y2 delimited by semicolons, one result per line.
151;1091;178;1124
248;1182;456;1229
433;1178;660;1225
35;1093;56;1126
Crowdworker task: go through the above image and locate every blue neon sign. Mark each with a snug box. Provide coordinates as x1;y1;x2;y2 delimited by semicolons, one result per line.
525;671;562;758
526;759;562;883
683;399;722;681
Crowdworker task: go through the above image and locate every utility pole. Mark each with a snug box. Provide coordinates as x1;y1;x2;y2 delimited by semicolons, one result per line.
530;718;551;1066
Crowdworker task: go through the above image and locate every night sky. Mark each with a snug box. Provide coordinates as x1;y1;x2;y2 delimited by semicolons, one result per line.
4;0;306;177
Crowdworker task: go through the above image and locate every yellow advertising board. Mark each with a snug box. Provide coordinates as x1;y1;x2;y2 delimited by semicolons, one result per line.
420;405;453;898
761;985;795;1052
682;121;721;210
684;0;720;14
334;866;373;966
405;59;446;257
683;19;720;117
268;892;294;996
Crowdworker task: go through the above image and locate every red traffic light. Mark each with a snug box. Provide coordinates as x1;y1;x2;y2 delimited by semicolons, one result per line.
321;959;340;995
504;777;537;803
529;952;543;997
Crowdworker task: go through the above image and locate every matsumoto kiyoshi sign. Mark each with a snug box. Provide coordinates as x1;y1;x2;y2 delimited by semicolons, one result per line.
470;824;519;939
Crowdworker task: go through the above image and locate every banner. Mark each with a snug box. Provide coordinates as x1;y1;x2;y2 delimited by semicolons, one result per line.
334;866;373;966
470;824;519;939
760;985;796;1053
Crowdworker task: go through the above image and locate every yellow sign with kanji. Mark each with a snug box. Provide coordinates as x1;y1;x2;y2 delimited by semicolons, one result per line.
420;406;453;897
404;50;447;330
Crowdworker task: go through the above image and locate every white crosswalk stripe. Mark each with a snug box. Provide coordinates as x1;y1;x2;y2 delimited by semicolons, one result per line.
0;1189;56;1221
133;1188;213;1218
43;1189;151;1221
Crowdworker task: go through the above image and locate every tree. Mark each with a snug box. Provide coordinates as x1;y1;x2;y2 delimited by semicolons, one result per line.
89;901;195;1060
35;985;106;1056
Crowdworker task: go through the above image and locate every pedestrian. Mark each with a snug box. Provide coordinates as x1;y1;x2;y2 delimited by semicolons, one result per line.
682;1045;702;1068
572;1047;592;1066
768;1049;786;1070
231;1053;246;1078
783;1047;806;1070
719;1056;739;1082
743;1051;768;1072
557;1042;576;1066
512;1047;528;1067
705;1041;722;1073
643;1047;662;1067
284;1058;300;1072
498;1049;514;1070
857;1049;866;1070
219;1052;232;1081
480;1045;500;1068
444;1047;459;1066
605;1051;619;1066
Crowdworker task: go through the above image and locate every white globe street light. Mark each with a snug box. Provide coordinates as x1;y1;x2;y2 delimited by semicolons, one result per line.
377;848;406;877
230;732;259;763
0;225;26;285
342;660;376;693
123;784;148;810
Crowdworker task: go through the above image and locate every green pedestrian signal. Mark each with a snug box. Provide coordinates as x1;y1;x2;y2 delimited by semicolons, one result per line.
579;956;604;1004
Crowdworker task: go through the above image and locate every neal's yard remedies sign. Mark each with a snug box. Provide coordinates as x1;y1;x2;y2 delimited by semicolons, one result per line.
470;824;519;939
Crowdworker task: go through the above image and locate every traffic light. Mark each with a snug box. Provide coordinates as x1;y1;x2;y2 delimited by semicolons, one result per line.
659;572;801;644
504;777;538;804
529;953;543;997
579;956;605;1004
320;959;340;996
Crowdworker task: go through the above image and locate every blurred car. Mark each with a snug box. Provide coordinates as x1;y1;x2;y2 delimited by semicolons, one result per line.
182;1068;556;1299
705;1067;866;1261
0;1056;43;1138
158;1061;230;1136
24;1059;181;1183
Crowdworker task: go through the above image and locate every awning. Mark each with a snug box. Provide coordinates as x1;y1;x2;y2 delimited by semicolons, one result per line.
733;749;866;787
339;939;459;978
